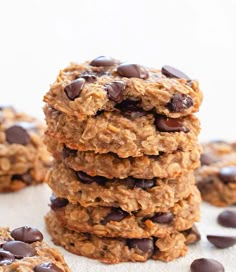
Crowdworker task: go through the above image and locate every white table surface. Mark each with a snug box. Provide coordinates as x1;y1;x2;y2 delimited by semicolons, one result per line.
0;0;236;271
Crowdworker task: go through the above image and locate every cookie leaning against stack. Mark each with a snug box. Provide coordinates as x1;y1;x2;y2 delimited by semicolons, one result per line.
43;56;203;264
0;106;51;192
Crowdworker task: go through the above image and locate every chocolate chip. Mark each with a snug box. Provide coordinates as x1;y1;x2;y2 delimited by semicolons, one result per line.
64;78;85;100
78;72;97;83
134;179;155;189
104;81;126;103
151;212;174;224
117;63;149;79
185;225;201;244
34;262;63;272
101;208;128;225
127;238;154;256
167;94;193;112
11;173;32;185
190;258;224;272
62;146;77;159
5;125;30;145
218;166;236;184
50;194;69;210
0;250;15;266
115;100;146;118
207;235;236;249
155;115;189;133
162;65;190;80
217;210;236;228
76;171;107;185
90;56;117;67
119;177;136;189
11;227;43;243
3;241;35;259
200;153;216;166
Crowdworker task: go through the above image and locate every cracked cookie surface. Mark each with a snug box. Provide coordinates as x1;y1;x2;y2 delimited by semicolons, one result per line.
44;58;202;121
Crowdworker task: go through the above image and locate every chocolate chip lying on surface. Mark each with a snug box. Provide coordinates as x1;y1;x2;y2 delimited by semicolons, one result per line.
117;63;149;79
50;195;69;210
218;166;236;184
151;212;174;224
78;72;97;83
11;226;43;243
162;65;190;80
34;262;63;272
207;235;236;249
127;238;154;256
104;81;126;103
190;258;225;272
155;115;189;133
3;241;35;259
0;250;15;266
167;94;193;112
5;125;30;145
64;78;85;101
101;208;128;225
90;56;117;67
217;210;236;228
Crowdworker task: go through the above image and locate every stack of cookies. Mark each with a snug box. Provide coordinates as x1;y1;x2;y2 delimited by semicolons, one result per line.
0;106;51;192
43;56;203;264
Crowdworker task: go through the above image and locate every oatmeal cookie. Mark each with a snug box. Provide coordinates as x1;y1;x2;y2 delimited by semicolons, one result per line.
45;135;201;179
43;57;203;121
47;162;196;213
0;106;51;192
196;141;236;206
45;211;200;264
44;105;200;157
50;187;201;238
0;225;70;271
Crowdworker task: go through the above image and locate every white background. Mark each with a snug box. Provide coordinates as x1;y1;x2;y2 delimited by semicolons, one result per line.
0;0;236;141
0;1;236;271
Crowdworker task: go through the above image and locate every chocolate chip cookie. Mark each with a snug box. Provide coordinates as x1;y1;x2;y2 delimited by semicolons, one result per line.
45;135;201;179
196;141;236;206
50;187;201;238
44;57;202;121
44;105;200;158
0;225;70;271
46;211;200;264
47;162;196;213
0;106;52;192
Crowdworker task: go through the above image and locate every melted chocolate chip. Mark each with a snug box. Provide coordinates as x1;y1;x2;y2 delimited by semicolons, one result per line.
90;56;117;67
11;227;43;243
62;146;77;159
167;94;193;112
218;166;236;184
3;241;35;259
0;250;15;266
127;238;154;256
207;235;236;249
162;65;190;80
78;72;97;83
217;210;236;228
104;81;126;103
115;100;146;118
117;63;149;79
155;115;189;133
34;262;63;272
5;125;30;145
190;258;224;272
151;212;174;224
101;208;128;225
76;171;107;185
64;78;85;100
11;173;32;185
50;195;69;210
